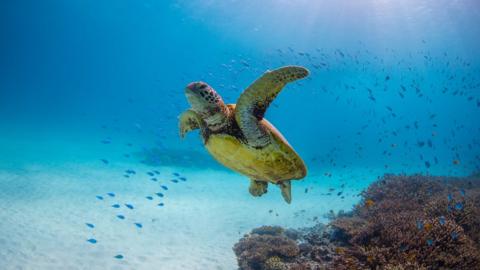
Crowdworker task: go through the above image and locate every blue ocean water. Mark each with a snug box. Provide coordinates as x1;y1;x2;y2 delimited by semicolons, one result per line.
1;1;479;269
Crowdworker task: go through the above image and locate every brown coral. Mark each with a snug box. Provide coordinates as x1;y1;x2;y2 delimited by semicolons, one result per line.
234;174;480;270
331;174;480;269
233;226;299;270
265;256;287;270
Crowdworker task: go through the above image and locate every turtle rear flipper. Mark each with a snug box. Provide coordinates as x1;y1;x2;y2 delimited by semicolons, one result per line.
235;66;309;148
179;110;204;138
277;180;292;204
249;179;268;197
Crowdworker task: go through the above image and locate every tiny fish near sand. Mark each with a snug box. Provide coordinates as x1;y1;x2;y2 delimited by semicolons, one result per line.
87;238;97;244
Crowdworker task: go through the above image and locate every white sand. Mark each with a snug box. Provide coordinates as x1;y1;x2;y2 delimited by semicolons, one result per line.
0;132;373;270
0;163;374;270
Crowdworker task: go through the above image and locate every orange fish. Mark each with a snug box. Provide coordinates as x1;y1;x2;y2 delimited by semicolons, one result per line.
407;253;416;262
424;222;432;232
365;199;375;208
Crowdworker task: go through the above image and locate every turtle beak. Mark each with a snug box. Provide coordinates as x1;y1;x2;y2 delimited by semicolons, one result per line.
185;81;208;92
184;82;197;99
185;86;199;104
186;82;197;91
184;82;204;100
185;82;208;111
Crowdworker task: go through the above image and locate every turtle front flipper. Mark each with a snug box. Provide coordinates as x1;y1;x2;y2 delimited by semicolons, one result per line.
179;110;204;138
249;179;268;197
277;180;292;204
235;66;309;148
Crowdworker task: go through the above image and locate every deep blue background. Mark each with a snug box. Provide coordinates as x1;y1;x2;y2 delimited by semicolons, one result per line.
1;0;479;174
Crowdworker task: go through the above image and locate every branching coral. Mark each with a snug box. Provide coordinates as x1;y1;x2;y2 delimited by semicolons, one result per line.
234;174;480;270
332;174;480;269
233;226;299;270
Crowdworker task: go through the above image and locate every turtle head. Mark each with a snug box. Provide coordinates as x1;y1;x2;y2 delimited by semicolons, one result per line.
185;82;229;131
185;82;225;111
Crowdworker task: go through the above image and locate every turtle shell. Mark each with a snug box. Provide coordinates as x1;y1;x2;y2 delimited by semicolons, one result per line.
205;116;306;183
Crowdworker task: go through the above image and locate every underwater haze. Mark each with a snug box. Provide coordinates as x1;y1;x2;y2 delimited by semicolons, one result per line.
1;0;479;269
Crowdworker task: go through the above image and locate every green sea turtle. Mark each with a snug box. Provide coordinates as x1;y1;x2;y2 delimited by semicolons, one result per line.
179;66;309;203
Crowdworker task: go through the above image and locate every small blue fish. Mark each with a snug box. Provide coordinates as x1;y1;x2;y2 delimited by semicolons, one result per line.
158;203;164;207
154;170;160;175
125;204;134;210
117;215;125;220
101;139;111;144
173;172;180;176
451;232;458;240
439;216;446;225
107;192;115;197
123;174;130;178
460;189;466;197
87;238;97;244
161;185;168;190
426;239;433;246
155;192;164;198
134;223;143;228
114;254;124;259
100;159;109;164
96;195;104;200
147;172;154;176
416;220;424;230
179;177;187;181
125;169;136;174
150;178;157;182
146;196;153;200
447;194;453;201
85;223;95;228
112;204;120;208
171;179;179;183
455;202;463;210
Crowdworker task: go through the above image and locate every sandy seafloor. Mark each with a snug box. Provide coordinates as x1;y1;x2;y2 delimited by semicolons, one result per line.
0;127;403;270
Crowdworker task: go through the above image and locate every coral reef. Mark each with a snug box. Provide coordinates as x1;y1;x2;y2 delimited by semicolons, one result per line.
233;226;300;270
234;174;480;270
